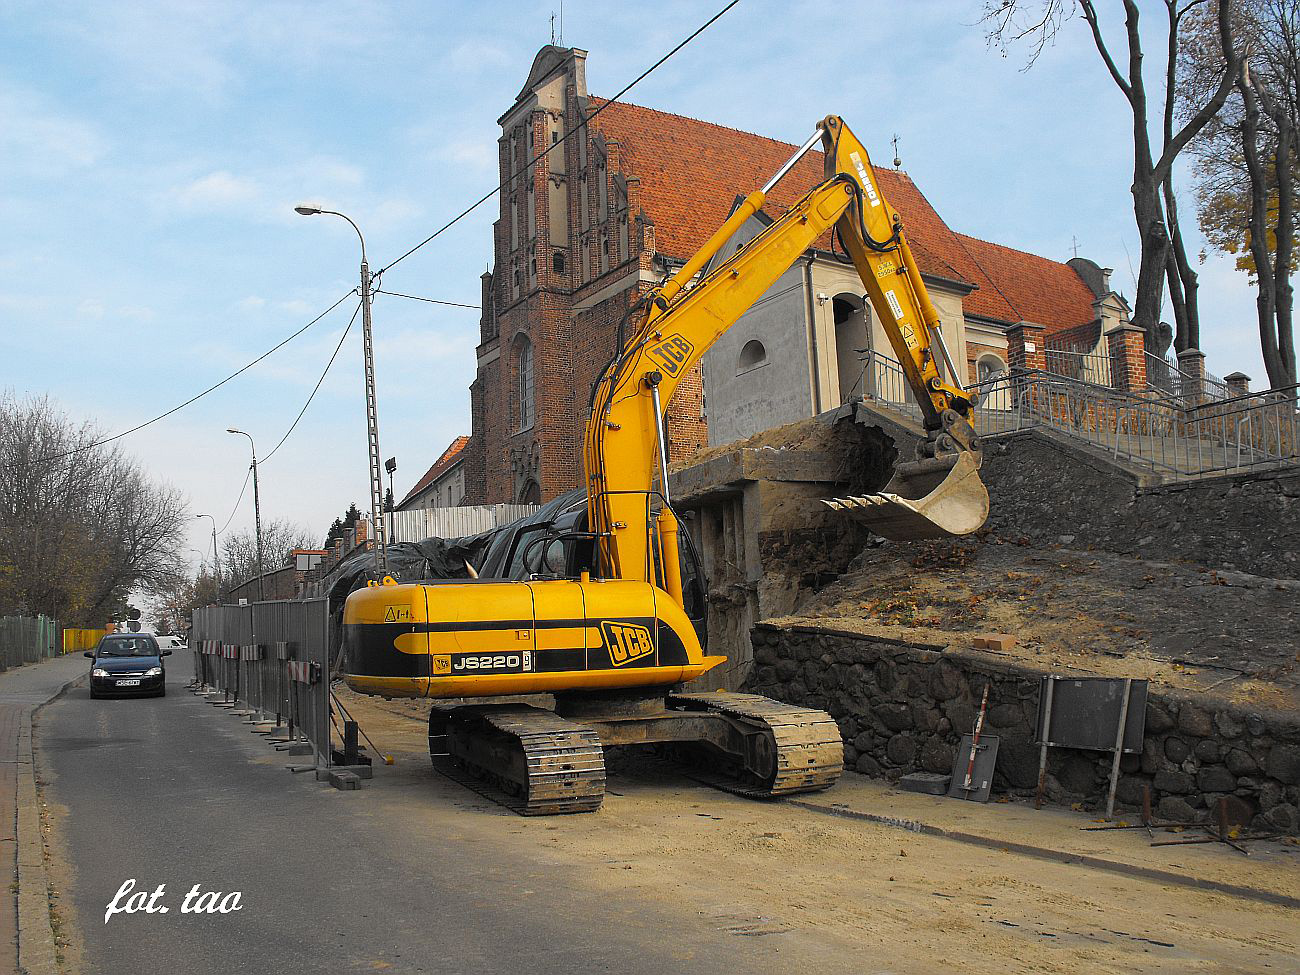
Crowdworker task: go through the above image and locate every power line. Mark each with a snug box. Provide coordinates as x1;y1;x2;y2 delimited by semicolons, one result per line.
262;298;363;464
374;289;479;309
373;0;744;279
218;466;252;535
36;288;357;465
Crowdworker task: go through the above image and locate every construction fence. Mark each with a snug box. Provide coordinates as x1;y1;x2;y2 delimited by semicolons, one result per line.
191;599;332;767
0;615;60;670
62;627;108;653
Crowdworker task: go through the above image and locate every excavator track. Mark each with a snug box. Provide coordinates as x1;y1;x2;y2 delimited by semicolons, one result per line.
666;692;844;798
430;704;606;816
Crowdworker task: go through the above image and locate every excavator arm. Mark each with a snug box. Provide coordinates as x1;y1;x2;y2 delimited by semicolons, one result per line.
584;116;989;599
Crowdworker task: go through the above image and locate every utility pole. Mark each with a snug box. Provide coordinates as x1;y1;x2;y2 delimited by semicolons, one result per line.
295;204;389;575
226;428;265;601
195;513;221;603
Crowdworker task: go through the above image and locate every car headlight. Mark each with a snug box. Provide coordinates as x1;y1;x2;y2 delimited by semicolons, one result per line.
145;666;163;677
92;668;109;677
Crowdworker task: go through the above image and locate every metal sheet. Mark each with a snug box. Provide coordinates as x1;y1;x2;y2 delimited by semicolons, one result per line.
1034;677;1147;753
947;734;999;802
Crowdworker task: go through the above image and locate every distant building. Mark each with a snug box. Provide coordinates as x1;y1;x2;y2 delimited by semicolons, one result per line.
398;435;469;510
461;45;1132;499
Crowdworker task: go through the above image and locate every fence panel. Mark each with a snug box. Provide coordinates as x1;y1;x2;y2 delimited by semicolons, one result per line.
0;615;60;670
190;599;331;767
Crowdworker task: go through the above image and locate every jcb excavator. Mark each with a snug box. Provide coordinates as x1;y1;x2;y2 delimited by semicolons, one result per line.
343;117;989;814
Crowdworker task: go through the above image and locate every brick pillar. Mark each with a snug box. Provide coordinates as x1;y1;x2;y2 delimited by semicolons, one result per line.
1224;371;1251;398
1177;348;1207;404
1006;321;1046;372
1105;323;1148;392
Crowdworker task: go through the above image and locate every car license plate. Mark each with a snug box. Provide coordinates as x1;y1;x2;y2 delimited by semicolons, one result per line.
116;679;140;687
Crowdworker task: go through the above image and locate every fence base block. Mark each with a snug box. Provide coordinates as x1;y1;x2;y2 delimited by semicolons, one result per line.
329;771;361;791
328;763;373;780
280;742;313;756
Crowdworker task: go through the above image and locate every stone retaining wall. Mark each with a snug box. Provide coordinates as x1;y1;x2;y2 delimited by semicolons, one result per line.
746;623;1300;834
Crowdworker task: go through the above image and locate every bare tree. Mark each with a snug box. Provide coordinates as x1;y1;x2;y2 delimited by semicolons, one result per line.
983;0;1241;353
0;392;188;623
1181;1;1298;389
220;519;318;590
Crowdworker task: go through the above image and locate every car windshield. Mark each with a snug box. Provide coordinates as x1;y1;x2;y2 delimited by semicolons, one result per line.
97;638;158;657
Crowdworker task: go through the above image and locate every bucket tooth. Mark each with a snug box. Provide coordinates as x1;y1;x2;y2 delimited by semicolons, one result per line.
824;450;989;541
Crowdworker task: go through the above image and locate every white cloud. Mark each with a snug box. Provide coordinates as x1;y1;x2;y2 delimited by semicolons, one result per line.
0;87;107;174
170;170;261;210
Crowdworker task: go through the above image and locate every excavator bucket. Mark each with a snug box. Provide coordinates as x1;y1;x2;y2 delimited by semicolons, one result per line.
823;450;989;541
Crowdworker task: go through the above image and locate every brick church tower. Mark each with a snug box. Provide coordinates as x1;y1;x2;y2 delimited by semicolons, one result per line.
462;46;707;505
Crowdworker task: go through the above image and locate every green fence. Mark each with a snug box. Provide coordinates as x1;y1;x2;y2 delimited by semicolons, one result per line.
0;615;60;670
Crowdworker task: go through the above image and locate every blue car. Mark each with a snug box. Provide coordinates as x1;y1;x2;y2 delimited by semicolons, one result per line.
85;634;172;698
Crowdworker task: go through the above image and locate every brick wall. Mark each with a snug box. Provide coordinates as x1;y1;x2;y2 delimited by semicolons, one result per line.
463;50;707;505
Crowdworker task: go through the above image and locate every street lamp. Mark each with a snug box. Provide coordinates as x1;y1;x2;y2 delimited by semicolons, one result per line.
226;428;265;601
294;203;389;575
194;513;221;603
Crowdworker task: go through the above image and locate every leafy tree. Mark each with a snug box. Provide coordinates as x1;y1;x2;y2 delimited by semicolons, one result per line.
323;502;362;549
1181;0;1297;388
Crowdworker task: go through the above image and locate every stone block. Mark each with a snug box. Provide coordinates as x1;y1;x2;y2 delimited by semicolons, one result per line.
920;737;954;775
1265;744;1300;785
1058;753;1099;795
885;733;917;767
1164;737;1190;764
1194;740;1221;763
1214;711;1243;739
997;741;1042;790
855;754;881;777
1178;707;1214;738
1140;738;1163;774
1158;796;1199;823
988;703;1023;729
1261;803;1297;832
877;703;913;732
1197;766;1236;793
853;731;873;752
1144;703;1175;734
899;772;950;795
1259;781;1284;810
1154;768;1195;794
329;770;360;791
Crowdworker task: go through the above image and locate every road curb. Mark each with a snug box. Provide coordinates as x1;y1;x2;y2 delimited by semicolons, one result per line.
789;797;1300;911
17;670;84;975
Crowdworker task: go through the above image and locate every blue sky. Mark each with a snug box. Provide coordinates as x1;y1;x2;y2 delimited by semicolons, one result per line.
1;1;1266;569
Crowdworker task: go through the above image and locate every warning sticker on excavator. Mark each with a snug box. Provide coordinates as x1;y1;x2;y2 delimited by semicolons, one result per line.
884;289;906;322
647;333;694;377
384;605;411;623
432;654;451;675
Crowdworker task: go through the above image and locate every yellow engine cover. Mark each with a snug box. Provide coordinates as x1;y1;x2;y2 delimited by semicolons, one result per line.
341;579;724;699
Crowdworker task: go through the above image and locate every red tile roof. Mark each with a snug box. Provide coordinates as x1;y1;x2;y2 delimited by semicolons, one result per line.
588;99;1096;332
400;435;469;507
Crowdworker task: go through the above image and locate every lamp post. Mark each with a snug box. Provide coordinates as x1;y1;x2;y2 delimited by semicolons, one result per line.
384;456;397;542
226;428;265;601
194;513;221;603
294;204;388;575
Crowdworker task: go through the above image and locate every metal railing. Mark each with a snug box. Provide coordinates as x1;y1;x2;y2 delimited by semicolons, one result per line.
1145;351;1230;402
1044;345;1114;387
0;615;60;670
968;371;1299;478
855;351;1298;479
191;599;332;767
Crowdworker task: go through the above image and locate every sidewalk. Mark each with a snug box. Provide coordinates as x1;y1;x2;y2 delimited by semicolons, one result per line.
0;654;88;975
794;771;1300;908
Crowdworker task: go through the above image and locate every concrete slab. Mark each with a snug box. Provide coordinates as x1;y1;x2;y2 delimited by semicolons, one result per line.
329;770;360;791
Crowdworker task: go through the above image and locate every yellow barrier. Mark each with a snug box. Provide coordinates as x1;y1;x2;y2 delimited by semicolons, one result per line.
61;627;108;653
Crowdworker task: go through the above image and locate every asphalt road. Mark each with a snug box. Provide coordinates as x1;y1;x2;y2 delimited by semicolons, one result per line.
36;657;851;975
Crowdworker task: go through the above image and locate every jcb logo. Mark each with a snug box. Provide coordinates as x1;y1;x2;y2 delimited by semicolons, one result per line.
601;621;655;666
647;334;694;377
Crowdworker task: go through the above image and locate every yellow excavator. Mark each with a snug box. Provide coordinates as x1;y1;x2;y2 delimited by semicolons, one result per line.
343;116;989;814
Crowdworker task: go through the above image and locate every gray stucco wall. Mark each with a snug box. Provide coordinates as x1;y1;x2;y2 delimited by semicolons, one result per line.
700;211;813;448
